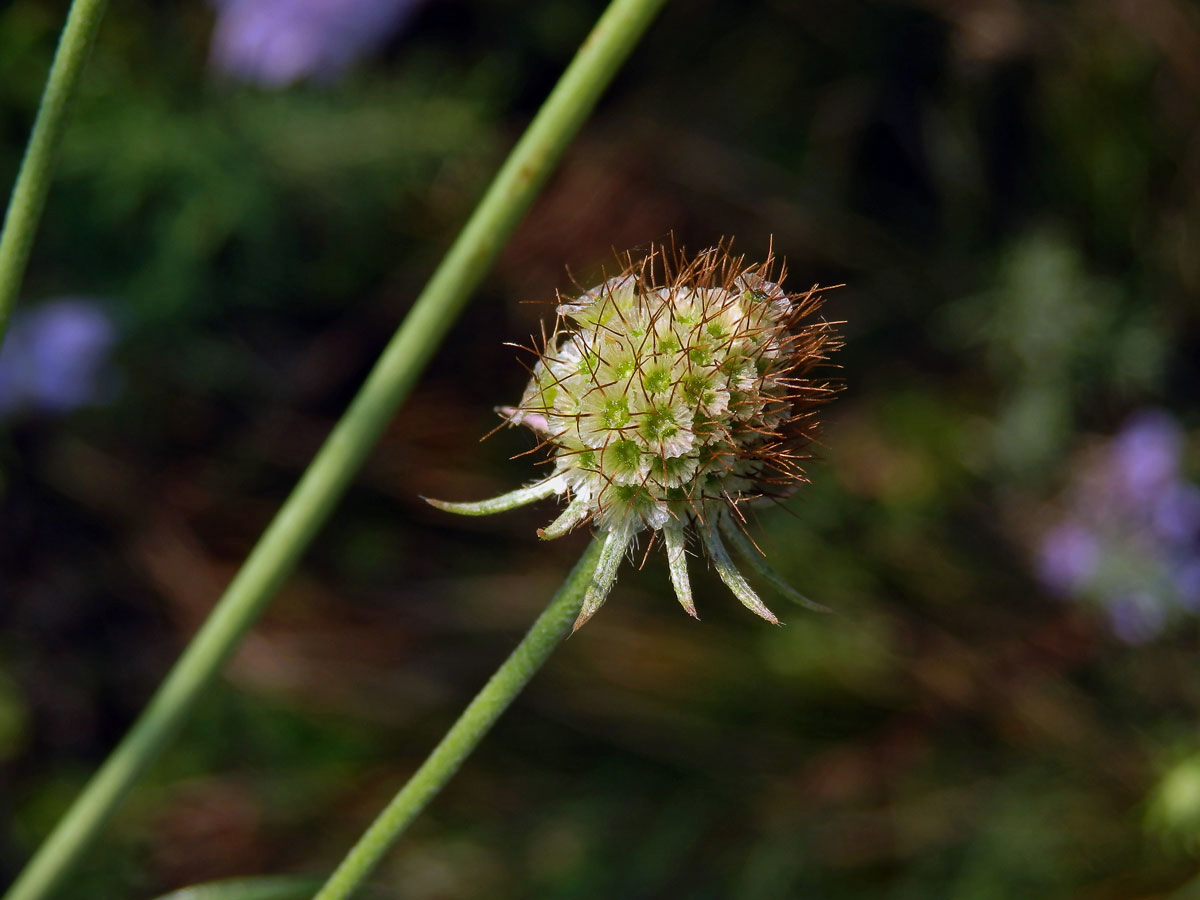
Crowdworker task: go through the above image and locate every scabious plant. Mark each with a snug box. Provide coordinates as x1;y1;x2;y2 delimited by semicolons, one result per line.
1038;410;1200;642
431;244;841;628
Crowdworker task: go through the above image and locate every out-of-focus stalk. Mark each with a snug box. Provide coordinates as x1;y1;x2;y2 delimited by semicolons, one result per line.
0;0;108;345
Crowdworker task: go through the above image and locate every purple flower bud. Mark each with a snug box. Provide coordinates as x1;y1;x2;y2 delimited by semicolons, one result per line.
1153;483;1200;546
1107;592;1167;644
1110;409;1183;505
1037;521;1100;595
208;0;424;87
0;298;117;417
1175;560;1200;612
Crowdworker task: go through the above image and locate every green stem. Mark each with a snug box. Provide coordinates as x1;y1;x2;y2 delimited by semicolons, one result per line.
0;0;108;345
313;538;604;900
2;1;665;899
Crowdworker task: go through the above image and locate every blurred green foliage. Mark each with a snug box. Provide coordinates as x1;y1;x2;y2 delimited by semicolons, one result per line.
3;0;1200;898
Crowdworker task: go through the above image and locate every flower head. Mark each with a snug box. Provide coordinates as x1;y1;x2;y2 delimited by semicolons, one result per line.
430;244;842;629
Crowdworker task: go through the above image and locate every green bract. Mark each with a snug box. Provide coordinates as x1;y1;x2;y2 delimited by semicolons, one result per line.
430;245;841;628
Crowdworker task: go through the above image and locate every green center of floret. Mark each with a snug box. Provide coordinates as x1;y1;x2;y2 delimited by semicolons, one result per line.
600;396;630;429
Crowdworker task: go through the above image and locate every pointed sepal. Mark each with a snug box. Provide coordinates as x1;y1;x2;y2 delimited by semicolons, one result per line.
573;521;635;630
663;519;697;618
538;491;593;540
719;517;829;613
424;476;562;516
702;517;781;624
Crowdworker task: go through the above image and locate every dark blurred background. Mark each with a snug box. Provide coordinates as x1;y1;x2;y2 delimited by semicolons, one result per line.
3;0;1200;896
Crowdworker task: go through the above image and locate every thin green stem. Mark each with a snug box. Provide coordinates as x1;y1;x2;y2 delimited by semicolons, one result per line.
0;0;108;345
313;537;604;900
2;1;665;898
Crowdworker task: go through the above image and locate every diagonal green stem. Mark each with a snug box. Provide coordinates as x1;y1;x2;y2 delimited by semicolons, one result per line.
313;537;604;900
2;1;665;899
0;0;108;345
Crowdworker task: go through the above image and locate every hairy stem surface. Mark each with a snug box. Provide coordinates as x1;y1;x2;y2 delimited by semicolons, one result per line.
312;537;603;900
0;0;108;345
2;1;666;898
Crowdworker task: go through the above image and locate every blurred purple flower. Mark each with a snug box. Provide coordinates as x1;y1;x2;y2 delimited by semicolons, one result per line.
1108;592;1168;645
1152;483;1200;545
1111;410;1184;504
0;299;117;418
1037;521;1099;596
1036;409;1200;642
209;0;424;86
1175;561;1200;611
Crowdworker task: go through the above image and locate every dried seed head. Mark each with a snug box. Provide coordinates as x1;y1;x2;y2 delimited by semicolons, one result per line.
429;242;842;629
